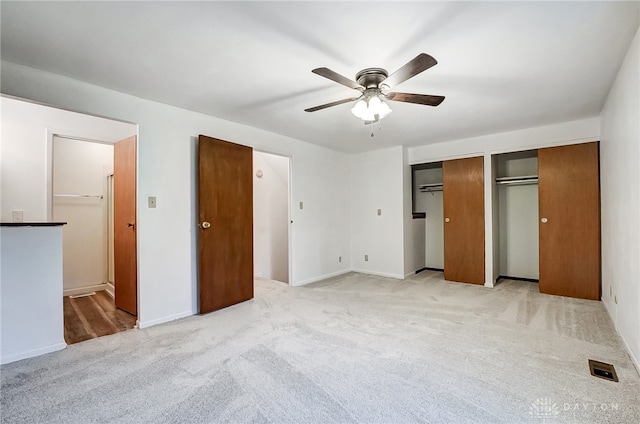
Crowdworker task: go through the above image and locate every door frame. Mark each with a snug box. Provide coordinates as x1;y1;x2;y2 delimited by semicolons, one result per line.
253;149;294;286
47;129;140;321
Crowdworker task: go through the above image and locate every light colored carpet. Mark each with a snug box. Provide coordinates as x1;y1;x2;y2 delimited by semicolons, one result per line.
1;271;639;423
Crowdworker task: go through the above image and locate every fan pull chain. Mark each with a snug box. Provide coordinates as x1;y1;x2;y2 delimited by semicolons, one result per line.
371;119;384;138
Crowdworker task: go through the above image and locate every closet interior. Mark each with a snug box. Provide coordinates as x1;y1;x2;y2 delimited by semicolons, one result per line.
493;149;539;282
53;136;136;344
412;162;444;271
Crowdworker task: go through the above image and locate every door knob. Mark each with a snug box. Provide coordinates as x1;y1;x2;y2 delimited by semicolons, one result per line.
127;222;135;228
541;218;548;223
445;218;450;223
202;221;211;229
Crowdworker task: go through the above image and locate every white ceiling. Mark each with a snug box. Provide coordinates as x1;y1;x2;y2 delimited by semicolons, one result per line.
1;1;638;153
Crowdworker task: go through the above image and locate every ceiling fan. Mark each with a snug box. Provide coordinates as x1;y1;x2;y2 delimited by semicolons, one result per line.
305;53;445;123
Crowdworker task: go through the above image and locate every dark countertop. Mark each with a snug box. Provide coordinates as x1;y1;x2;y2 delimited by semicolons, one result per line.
0;222;67;227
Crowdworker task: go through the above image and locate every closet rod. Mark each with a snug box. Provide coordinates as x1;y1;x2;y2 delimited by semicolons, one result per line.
495;179;538;186
53;194;104;199
418;183;443;192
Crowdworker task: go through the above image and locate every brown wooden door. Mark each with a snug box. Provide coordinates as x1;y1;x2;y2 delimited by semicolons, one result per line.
198;135;253;314
113;135;137;316
443;156;485;285
538;142;600;300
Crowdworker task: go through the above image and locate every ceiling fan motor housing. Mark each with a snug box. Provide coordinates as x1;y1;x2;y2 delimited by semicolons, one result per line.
355;68;388;89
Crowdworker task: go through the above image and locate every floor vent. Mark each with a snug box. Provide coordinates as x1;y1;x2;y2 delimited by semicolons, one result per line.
589;359;618;382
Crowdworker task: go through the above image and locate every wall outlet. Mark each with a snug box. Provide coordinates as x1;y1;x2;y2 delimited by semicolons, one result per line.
12;210;23;222
377;209;382;216
364;254;369;262
148;196;157;208
338;256;342;263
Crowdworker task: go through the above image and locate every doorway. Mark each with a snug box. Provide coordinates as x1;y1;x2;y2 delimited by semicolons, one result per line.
253;151;291;284
52;135;138;344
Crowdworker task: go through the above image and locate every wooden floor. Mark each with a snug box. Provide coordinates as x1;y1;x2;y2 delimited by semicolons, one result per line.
64;291;136;345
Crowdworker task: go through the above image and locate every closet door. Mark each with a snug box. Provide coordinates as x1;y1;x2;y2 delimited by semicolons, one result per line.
198;135;254;314
538;142;600;300
443;156;485;285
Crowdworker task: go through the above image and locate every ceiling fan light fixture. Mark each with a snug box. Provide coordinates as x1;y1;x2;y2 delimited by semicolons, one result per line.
375;96;392;118
351;99;368;119
351;94;392;121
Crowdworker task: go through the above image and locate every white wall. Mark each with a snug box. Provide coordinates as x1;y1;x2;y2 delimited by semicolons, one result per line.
53;136;114;294
350;146;405;279
1;226;66;364
600;27;640;370
0;96;136;222
253;151;289;283
408;117;600;286
1;61;351;328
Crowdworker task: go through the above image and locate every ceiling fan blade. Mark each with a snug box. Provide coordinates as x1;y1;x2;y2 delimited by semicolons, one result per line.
381;53;438;89
312;68;364;91
386;92;445;106
304;97;361;112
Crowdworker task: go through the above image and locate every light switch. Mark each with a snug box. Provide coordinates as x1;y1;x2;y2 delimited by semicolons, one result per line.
148;196;157;208
377;209;382;216
299;201;304;210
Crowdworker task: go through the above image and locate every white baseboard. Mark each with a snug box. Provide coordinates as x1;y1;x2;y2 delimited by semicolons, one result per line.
619;327;640;376
63;283;108;297
137;310;193;329
351;269;404;280
105;282;114;298
1;342;67;365
293;270;351;287
602;297;640;376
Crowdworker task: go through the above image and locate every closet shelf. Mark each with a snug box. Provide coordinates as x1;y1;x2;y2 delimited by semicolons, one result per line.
418;183;443;192
53;194;104;199
495;175;538;186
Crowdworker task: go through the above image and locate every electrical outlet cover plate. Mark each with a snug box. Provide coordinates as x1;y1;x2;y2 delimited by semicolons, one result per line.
12;210;23;222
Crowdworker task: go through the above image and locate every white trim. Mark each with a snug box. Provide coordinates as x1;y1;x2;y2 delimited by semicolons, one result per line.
1;342;67;365
619;328;640;377
488;137;599;156
350;269;404;280
602;297;640;376
105;282;115;298
63;284;109;297
408;151;484;166
292;270;351;287
137;310;193;329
